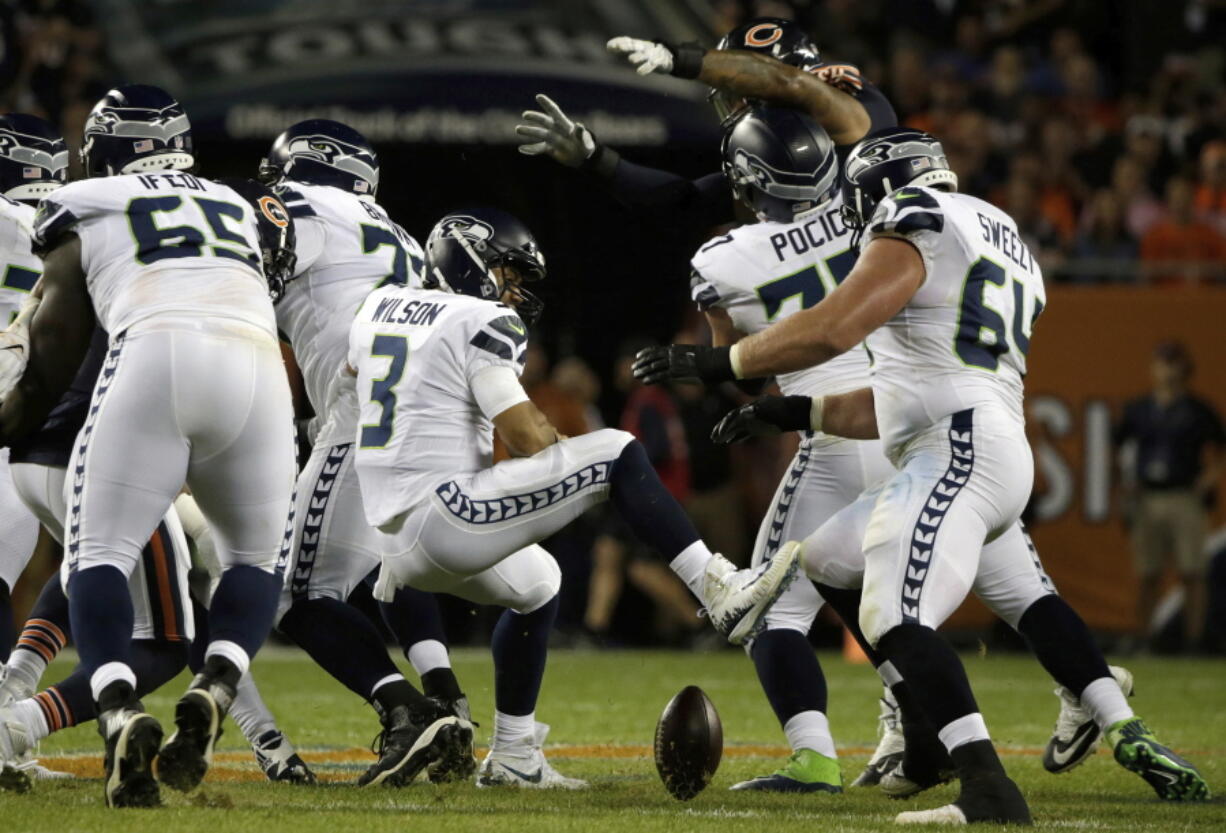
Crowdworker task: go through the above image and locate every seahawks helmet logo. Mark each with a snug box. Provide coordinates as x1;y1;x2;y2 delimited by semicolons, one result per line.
437;215;495;250
731;147;833;200
0;133;67;176
284;135;378;187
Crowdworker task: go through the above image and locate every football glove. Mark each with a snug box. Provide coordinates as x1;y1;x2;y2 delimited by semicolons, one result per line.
632;344;733;386
0;294;39;402
515;94;598;168
606;37;705;79
711;396;813;445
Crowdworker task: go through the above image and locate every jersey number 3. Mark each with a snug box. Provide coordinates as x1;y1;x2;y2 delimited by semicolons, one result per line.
360;334;409;449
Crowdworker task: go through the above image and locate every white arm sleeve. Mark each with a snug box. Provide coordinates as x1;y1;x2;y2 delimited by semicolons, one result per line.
472;364;529;421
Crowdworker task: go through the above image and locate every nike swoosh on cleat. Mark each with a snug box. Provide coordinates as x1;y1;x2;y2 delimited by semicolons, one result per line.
1048;725;1097;767
498;763;543;784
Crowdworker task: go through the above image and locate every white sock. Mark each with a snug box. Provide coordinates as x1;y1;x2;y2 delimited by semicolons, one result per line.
205;640;251;677
783;710;836;758
89;662;136;702
493;710;535;749
370;674;402;699
6;650;48;696
1080;677;1134;729
670;540;715;600
229;672;280;744
407;640;450;677
938;713;991;753
877;661;904;689
12;697;50;745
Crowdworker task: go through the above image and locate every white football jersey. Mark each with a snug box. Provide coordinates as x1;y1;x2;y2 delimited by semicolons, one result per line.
32;172;275;336
690;197;870;401
861;185;1047;457
349;284;527;527
275;182;424;446
0;195;40;325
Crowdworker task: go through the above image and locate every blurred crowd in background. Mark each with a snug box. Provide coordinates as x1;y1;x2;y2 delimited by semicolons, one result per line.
3;0;1224;651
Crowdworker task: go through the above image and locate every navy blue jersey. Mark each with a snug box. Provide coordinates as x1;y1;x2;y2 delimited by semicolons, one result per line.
10;327;109;467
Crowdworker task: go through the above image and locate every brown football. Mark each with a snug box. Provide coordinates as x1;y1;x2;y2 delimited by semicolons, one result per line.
653;685;723;800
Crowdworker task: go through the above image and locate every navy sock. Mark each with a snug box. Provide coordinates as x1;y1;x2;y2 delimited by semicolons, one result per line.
877;623;979;731
491;595;558;716
814;583;887;666
378;583;447;648
27;573;72;639
0;579;12;663
208;565;281;659
1017;595;1111;697
750;629;827;725
608;440;701;560
67;565;134;675
279;596;404;700
132;640;191;697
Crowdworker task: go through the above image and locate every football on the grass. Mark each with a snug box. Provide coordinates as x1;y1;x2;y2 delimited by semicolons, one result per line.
653;685;723;800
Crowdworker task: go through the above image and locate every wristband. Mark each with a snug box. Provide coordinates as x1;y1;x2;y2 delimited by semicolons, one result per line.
728;342;744;379
670;43;706;79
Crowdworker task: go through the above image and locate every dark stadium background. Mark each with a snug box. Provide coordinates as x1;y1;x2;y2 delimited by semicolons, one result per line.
6;0;1226;653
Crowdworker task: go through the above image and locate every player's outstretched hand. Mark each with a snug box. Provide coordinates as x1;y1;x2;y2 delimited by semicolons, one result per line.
607;37;676;75
632;344;734;386
515;94;597;168
711;396;813;445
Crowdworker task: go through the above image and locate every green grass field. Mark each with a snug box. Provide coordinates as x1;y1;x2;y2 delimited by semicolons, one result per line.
3;647;1224;832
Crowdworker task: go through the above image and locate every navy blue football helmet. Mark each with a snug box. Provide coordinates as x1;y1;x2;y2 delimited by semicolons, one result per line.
840;127;958;237
721;106;840;223
258;119;379;198
710;17;822;125
215;177;298;302
424;208;546;325
80;84;193;178
0;114;67;204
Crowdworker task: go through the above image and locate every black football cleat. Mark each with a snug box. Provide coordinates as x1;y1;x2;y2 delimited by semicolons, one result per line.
358;702;462;788
896;772;1032;825
426;696;477;784
158;673;232;793
101;707;163;808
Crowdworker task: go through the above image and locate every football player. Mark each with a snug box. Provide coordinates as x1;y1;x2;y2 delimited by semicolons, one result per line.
258;119;475;787
0;85;299;807
517;17;896;251
518;17;917;787
636;126;1211;821
349;208;797;786
0;114;66;692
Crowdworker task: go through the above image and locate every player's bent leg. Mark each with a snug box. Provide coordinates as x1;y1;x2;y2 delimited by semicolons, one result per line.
229;672;315;785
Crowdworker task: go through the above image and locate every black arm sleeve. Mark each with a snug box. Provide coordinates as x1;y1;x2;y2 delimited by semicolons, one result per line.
853;82;899;140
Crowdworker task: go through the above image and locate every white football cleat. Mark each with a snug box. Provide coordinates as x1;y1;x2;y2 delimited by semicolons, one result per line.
0;704;34;793
15;755;75;780
477;722;587;790
853;691;906;787
703;543;801;645
1043;665;1133;774
253;729;316;784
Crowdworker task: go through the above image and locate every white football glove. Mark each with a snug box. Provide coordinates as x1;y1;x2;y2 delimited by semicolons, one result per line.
0;294;40;401
515;94;597;168
607;36;675;76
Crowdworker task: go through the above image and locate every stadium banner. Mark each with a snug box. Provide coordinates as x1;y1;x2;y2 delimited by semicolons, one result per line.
948;286;1226;632
93;0;722;148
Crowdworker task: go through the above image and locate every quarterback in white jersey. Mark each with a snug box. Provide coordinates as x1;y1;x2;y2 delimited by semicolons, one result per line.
639;125;1209;821
351;207;797;788
0;86;299;808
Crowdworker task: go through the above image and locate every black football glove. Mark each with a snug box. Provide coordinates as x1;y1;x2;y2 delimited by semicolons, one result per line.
710;396;813;445
632;344;734;386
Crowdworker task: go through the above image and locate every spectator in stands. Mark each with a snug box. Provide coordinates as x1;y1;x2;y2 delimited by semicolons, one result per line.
1140;175;1226;284
1116;342;1226;652
1109;155;1166;239
1194;139;1226;236
1070;189;1139;283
